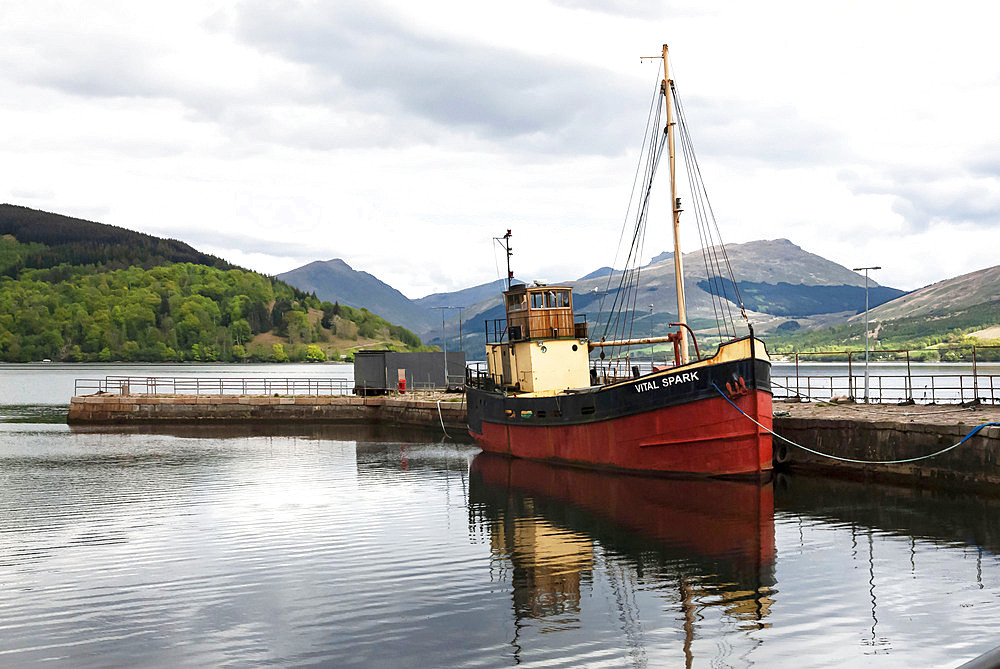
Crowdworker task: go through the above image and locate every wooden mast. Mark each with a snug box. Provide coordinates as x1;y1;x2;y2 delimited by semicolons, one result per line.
663;44;689;365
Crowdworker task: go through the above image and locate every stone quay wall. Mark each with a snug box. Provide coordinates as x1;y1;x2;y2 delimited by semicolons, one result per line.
68;394;468;432
773;403;1000;493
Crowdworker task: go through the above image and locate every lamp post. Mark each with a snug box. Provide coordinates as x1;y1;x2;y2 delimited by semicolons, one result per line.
852;265;881;403
433;305;464;389
433;306;450;388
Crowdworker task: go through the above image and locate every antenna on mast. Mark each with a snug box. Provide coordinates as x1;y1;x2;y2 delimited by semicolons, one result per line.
494;230;513;290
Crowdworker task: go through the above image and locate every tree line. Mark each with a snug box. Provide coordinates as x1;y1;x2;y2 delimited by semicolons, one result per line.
0;237;425;362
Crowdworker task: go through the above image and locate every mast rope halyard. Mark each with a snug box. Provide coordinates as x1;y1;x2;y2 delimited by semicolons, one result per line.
601;68;667;362
597;66;664;331
671;79;751;336
601;112;668;358
599;47;756;375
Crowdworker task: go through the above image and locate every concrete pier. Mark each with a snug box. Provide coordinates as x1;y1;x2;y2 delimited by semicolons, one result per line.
773;402;1000;493
68;393;468;433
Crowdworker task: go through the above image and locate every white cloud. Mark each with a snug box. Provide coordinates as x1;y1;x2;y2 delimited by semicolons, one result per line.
2;0;999;299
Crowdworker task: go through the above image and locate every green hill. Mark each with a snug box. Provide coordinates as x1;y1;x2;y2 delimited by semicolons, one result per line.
0;207;425;362
761;263;1000;360
0;204;233;274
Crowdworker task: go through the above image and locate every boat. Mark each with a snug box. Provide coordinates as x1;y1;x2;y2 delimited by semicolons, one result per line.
465;45;773;477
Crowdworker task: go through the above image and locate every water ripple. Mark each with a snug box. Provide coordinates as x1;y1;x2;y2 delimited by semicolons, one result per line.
1;426;1000;667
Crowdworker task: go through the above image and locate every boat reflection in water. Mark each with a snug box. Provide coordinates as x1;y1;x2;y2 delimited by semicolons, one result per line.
469;452;776;663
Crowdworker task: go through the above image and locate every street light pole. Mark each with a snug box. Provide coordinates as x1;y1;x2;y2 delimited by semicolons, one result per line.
433;305;464;389
852;265;881;403
433;306;449;389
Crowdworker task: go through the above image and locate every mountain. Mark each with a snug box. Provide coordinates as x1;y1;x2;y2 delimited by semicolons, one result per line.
409;238;906;356
857;264;1000;322
415;278;524;311
544;239;904;328
277;259;439;335
278;238;910;356
760;263;1000;355
705;239;870;286
576;267;617;281
648;251;673;265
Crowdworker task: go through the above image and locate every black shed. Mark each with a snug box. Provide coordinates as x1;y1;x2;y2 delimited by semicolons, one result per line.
353;351;466;395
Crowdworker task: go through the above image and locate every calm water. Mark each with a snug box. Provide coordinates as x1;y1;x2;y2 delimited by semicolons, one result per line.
2;418;1000;667
2;364;1000;666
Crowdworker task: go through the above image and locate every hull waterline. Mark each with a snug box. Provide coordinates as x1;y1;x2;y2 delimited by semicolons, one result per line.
467;345;773;477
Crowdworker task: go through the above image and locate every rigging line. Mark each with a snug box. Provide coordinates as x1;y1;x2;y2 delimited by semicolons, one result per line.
675;98;732;339
603;100;661;342
603;122;666;344
671;84;750;323
600;67;664;325
713;382;1000;464
673;83;746;324
610;128;667;351
491;238;505;294
674;92;737;335
672;89;731;338
679;113;731;339
680;126;725;340
606;73;664;348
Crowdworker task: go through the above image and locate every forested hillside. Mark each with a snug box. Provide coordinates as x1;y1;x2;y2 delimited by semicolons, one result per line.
0;210;425;362
0;204;232;274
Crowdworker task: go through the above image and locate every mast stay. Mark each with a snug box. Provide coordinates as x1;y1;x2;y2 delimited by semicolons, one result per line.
598;44;750;367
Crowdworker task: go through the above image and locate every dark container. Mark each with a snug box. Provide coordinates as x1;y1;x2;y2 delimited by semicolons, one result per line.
353;351;467;395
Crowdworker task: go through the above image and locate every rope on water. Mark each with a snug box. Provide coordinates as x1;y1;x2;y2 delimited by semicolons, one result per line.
437;399;450;439
712;382;1000;465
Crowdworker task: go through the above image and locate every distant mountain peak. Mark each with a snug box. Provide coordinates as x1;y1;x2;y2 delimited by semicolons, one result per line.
577;267;617;281
277;258;439;334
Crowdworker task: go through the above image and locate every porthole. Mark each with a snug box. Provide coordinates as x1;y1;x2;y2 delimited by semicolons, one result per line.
572;344;578;351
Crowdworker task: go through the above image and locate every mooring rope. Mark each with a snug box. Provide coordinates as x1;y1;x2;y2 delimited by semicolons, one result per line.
437;399;450;439
712;382;1000;465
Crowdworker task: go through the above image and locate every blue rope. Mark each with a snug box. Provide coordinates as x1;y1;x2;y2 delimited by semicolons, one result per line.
711;382;1000;465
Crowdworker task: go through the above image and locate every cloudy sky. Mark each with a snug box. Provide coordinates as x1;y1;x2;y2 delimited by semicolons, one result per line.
3;0;1000;298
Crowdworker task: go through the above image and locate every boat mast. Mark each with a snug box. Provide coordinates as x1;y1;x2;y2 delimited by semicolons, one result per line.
663;44;689;364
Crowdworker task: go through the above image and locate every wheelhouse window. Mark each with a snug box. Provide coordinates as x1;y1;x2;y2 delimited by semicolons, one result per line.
507;293;527;312
546;290;570;308
531;292;546;309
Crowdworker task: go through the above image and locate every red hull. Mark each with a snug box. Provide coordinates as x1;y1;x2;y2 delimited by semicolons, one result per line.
472;389;772;476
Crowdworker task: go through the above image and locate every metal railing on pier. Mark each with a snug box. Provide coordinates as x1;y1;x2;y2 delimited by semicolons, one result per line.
772;372;1000;404
75;376;355;397
775;346;1000;404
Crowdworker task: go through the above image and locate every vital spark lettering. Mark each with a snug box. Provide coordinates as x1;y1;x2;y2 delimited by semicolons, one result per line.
633;371;699;393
